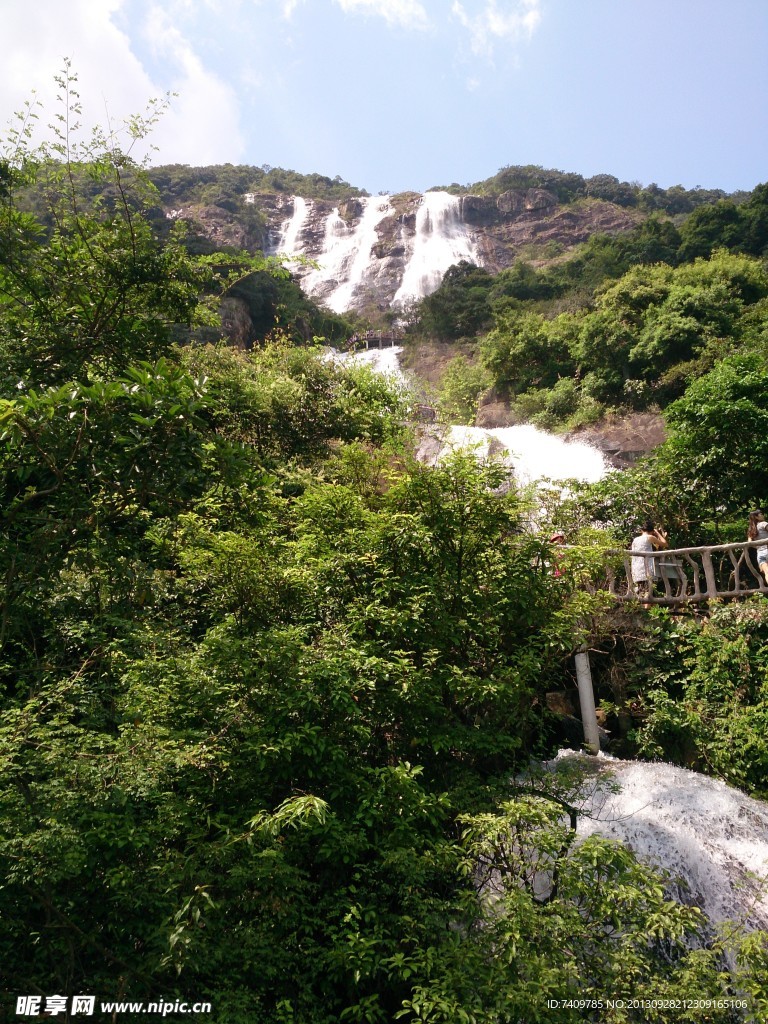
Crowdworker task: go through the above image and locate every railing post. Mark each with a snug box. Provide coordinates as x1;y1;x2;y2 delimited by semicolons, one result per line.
574;644;600;755
702;550;718;599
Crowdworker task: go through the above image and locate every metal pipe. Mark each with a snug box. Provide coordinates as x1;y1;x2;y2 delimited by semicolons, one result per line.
574;646;600;755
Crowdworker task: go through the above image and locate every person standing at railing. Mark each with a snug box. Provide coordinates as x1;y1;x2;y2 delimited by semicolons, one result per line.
630;521;668;606
747;510;768;584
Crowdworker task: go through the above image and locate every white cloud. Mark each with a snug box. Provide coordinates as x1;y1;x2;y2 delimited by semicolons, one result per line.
451;0;541;58
141;5;245;163
0;0;244;166
333;0;430;30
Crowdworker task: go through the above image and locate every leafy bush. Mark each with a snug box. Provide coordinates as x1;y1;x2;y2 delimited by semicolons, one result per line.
631;601;768;798
436;354;492;424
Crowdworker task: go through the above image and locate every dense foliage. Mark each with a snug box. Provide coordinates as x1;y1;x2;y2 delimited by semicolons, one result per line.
625;601;768;798
438;163;743;214
148;163;367;206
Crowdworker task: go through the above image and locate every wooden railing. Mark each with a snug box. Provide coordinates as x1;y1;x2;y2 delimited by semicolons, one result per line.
606;540;768;605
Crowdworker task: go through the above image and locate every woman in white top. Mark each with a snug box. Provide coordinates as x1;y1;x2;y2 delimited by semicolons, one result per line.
747;510;768;584
630;520;668;604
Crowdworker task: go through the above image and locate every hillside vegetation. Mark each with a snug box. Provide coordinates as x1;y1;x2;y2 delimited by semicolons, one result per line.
409;183;768;435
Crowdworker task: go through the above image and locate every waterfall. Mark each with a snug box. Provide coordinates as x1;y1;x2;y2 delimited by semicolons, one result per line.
274;196;310;257
394;191;478;307
437;423;608;484
553;751;768;933
303;196;393;314
329;347;608;485
264;191;479;313
323;355;768;946
339;344;406;380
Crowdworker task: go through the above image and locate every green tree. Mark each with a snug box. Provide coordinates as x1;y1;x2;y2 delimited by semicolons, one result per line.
0;65;280;391
436;354;492;423
660;353;768;513
481;309;576;395
678;200;746;261
415;261;495;340
2;71;767;1024
632;601;768;797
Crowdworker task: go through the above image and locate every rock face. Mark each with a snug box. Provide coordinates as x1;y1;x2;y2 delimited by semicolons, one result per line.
567;411;667;468
166;202;269;253
168;189;639;316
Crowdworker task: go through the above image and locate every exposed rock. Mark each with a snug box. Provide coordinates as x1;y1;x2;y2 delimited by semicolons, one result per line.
219;296;257;350
524;188;558;211
567;411;667;468
473;200;640;275
487;435;510;460
338;197;364;223
460;194;498;224
170;202;268;252
413;426;449;465
475;401;520;428
497;190;526;215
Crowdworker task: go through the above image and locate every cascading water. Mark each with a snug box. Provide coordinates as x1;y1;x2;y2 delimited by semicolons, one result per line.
394;191;478;306
302;196;393;314
270;195;605;484
274;195;310;257
325;348;767;966
427;423;608;485
266;191;480;313
553;751;768;933
339;344;405;380
330;349;768;939
331;347;608;484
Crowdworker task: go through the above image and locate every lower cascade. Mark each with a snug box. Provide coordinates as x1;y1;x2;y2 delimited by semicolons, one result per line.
440;423;608;485
556;751;768;933
342;348;768;940
337;345;609;484
325;343;407;382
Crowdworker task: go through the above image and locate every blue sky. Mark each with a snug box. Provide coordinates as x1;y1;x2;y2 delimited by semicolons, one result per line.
2;0;766;196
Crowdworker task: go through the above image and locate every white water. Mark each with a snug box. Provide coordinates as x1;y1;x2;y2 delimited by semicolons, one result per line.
343;345;406;381
441;424;608;485
394;191;478;306
327;349;768;939
319;349;768;938
303;196;393;313
326;348;608;485
275;195;309;257
555;752;768;932
265;191;479;313
326;344;406;382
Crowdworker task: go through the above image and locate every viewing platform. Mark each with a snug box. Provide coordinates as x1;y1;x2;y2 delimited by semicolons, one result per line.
607;539;768;606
